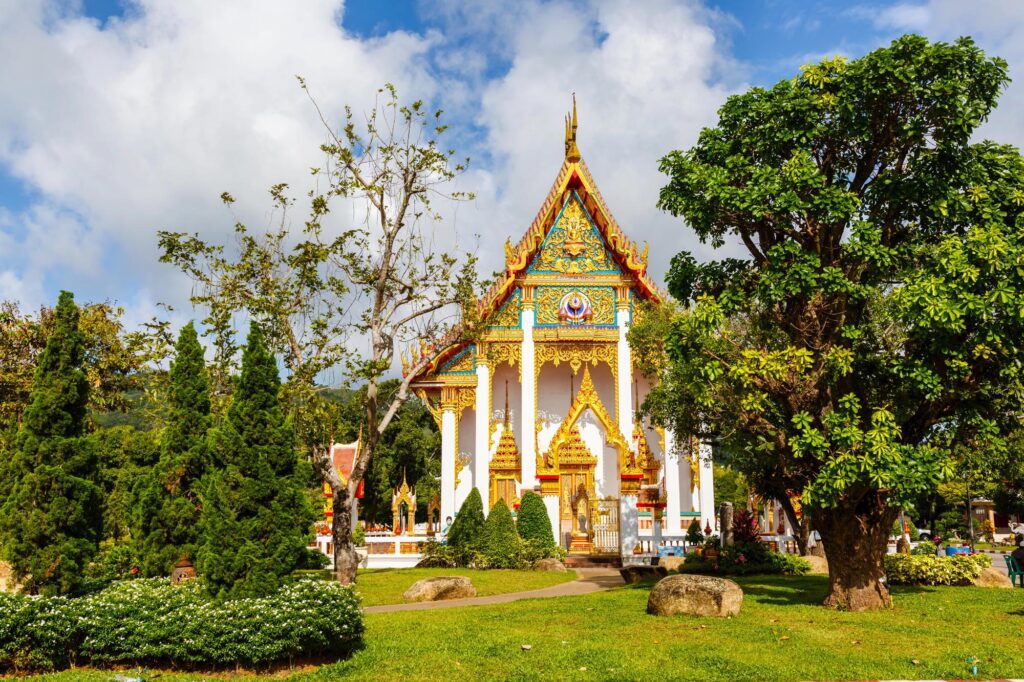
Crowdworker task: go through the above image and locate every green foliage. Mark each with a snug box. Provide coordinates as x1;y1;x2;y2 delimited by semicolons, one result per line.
884;553;991;586
417;538;563;570
480;500;520;568
197;323;315;599
447;488;485;550
0;578;362;673
352;524;365;547
680;542;810;576
0;291;103;596
911;541;938;556
135;322;211;576
732;508;761;544
686;518;704;545
636;35;1024;602
516;491;555;547
713;464;749;510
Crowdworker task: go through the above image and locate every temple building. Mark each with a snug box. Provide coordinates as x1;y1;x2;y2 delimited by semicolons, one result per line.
405;100;715;559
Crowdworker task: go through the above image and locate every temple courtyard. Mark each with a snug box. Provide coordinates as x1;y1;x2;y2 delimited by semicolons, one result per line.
28;569;1024;682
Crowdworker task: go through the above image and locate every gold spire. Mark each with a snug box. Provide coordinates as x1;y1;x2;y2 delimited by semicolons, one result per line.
564;93;580;162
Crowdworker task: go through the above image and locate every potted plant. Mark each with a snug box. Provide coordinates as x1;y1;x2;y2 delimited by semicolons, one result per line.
703;536;721;561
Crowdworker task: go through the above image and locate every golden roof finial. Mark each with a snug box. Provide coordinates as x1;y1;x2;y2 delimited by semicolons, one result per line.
564;93;580;162
504;380;510;427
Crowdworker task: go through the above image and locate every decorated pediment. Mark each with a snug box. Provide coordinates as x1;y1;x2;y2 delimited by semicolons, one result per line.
528;194;621;276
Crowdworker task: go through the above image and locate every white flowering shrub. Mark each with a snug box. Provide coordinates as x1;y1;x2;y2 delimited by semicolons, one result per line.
0;578;363;672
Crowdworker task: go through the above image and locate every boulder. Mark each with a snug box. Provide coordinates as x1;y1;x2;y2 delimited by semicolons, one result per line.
973;566;1012;589
620;565;668;584
803;555;829;574
647;574;743;618
534;558;567;573
660;556;686;573
403;576;477;602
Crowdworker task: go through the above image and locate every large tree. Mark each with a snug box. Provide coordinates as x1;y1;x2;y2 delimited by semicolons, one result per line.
160;83;480;584
0;292;103;595
635;36;1024;610
197;323;315;598
134;322;212;575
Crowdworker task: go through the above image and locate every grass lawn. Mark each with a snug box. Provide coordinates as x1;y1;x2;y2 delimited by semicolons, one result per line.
353;567;576;606
25;574;1024;681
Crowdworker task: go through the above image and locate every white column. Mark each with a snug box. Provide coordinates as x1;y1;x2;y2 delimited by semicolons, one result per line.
440;408;457;525
475;362;491;511
620;495;639;560
698;438;715;531
521;305;536;489
664;428;682;535
542;493;560;548
616;305;633;436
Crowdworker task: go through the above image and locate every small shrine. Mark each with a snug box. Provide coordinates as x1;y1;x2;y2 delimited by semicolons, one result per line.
391;472;416;536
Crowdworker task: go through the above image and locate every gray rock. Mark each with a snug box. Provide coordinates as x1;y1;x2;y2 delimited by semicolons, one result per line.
620;565;668;584
534;558;568;572
647;574;743;617
973;566;1012;589
403;576;477;602
804;555;828;574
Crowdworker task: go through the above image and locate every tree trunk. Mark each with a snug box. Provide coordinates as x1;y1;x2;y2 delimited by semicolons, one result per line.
332;486;358;584
816;500;899;611
778;497;811;555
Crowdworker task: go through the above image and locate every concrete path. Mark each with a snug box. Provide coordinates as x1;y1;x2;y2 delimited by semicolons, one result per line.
364;568;623;614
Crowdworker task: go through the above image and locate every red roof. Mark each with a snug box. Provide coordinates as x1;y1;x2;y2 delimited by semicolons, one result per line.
331;439;360;483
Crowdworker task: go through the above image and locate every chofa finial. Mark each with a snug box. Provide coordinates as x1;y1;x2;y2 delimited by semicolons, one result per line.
564;93;580;162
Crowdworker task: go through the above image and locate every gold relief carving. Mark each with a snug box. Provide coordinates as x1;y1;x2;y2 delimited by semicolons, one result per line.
534;200;618;275
634;423;660;485
532;327;618;343
481;328;523;343
534;342;616;376
537;367;641;481
487;342;521;368
440;347;475;374
415;389;443;430
521;286;535;307
490;291;521;328
690;436;700;493
535;286;615;326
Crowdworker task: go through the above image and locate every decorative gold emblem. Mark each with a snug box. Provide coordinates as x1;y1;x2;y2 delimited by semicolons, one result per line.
535;286;614;326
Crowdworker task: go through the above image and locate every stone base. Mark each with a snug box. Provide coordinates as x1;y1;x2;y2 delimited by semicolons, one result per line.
568;534;592;554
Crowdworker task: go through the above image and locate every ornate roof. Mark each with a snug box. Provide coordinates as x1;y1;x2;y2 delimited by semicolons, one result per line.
407;99;663;383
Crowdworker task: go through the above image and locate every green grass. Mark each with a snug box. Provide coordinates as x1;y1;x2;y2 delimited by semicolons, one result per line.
25;575;1024;681
353;567;576;606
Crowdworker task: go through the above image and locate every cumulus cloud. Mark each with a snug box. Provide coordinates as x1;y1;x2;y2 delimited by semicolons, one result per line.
0;0;750;332
0;0;440;317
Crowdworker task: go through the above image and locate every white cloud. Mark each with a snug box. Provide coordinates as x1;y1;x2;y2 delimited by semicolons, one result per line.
0;0;744;333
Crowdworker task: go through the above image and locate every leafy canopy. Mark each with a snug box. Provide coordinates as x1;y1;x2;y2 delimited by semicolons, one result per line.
636;36;1024;522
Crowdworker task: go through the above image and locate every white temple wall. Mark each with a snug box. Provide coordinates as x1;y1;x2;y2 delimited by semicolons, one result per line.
537;362;574;451
454;407;475;513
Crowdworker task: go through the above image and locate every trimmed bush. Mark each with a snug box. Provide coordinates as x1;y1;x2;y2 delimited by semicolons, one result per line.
884;553;991;586
516;491;555;547
447;488;485;549
0;578;363;673
677;541;810;576
481;500;521;568
685;518;704;546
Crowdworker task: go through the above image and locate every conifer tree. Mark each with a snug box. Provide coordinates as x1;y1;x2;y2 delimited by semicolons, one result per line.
197;322;314;598
480;499;520;567
134;322;211;575
516;491;555;548
0;291;102;595
446;488;485;549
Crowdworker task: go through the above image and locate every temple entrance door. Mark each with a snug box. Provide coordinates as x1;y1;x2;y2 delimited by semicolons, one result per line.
559;467;594;551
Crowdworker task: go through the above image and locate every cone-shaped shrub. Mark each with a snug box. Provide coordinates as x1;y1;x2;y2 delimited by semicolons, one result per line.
134;321;211;576
0;291;102;596
197;323;314;598
516;491;555;547
481;499;520;567
686;518;704;546
446;488;485;549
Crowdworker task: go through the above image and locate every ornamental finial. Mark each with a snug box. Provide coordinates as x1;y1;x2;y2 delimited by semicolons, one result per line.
564;93;580;162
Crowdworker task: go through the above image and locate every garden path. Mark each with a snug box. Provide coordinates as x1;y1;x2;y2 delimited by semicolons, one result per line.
363;568;622;614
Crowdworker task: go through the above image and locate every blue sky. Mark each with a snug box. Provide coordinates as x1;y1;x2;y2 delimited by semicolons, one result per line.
1;0;1022;329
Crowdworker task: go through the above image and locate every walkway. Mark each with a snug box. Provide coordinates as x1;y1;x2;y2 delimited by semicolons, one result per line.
364;568;623;614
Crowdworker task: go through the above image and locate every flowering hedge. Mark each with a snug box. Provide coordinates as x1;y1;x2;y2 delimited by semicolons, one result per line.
884;553;992;586
0;578;363;673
